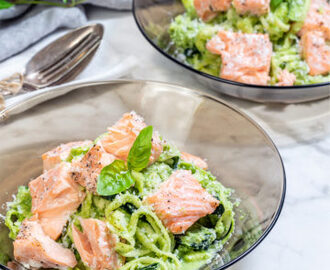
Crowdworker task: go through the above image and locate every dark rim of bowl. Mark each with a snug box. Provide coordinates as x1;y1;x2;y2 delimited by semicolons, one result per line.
132;0;329;90
179;82;287;269
146;79;287;270
0;79;286;270
85;80;287;270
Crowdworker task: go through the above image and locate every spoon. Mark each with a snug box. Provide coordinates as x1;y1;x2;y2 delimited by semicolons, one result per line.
0;23;104;96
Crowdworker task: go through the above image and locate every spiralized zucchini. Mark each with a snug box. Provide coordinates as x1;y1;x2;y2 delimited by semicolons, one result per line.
104;193;179;269
271;33;330;85
5;186;32;240
59;156;235;270
5;137;235;270
168;0;330;85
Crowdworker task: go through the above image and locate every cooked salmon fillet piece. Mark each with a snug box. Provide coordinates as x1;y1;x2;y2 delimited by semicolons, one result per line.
276;69;296;86
29;163;85;240
301;30;330;76
101;112;163;163
71;143;116;194
145;170;219;234
194;0;218;21
233;0;270;15
72;218;121;270
194;0;232;21
206;30;272;85
13;218;77;269
300;0;330;39
211;0;232;12
42;140;92;171
181;152;208;170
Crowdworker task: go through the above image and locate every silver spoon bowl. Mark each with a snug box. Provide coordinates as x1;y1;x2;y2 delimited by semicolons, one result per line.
0;24;104;95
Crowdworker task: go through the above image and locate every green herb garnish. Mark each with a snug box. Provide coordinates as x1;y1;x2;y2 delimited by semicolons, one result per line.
97;126;153;196
128;126;153;172
97;160;134;196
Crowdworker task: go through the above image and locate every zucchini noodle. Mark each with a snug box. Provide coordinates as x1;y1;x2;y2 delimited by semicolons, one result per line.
119;257;169;270
103;193;179;269
169;0;330;85
57;159;235;270
5;137;236;270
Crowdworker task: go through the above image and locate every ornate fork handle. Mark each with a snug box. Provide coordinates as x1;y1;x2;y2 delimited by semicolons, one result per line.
0;72;24;111
0;73;24;96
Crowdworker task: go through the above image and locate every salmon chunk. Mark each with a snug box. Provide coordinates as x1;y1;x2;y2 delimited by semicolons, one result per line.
13;218;77;269
181;152;208;170
233;0;270;15
72;218;120;270
301;31;330;75
145;170;219;234
194;0;232;21
42;140;92;171
71;143;116;194
206;30;272;85
101;112;163;163
300;0;330;39
276;69;296;86
29;163;85;240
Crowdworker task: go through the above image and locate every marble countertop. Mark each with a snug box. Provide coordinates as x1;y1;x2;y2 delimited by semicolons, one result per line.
1;6;330;270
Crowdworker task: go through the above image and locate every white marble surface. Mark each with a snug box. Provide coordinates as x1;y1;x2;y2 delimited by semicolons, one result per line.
1;6;330;270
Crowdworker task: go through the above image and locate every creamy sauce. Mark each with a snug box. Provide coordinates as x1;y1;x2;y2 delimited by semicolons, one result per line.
181;248;218;270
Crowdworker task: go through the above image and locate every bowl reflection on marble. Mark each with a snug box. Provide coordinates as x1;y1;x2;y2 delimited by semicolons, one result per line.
132;0;330;103
0;80;285;269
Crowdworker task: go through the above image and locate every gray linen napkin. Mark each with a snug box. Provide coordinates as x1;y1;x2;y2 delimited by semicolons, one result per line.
0;0;132;61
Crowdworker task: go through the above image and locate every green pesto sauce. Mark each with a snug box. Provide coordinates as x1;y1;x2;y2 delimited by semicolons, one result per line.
182;260;207;270
181;248;217;270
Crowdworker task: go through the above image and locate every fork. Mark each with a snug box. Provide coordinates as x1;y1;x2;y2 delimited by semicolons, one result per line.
0;23;104;97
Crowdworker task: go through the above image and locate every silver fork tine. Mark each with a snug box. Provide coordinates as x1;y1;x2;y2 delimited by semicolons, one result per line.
39;35;101;86
38;33;98;81
35;30;94;76
0;24;104;95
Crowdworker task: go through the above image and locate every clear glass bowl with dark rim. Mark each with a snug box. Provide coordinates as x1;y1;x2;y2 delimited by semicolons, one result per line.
132;0;330;104
0;80;285;270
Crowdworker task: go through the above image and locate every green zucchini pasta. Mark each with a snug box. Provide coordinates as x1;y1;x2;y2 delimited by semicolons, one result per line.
5;158;235;270
168;0;330;85
3;116;236;270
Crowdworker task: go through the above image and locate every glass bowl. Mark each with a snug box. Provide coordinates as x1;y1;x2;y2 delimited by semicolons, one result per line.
132;0;330;103
0;80;285;269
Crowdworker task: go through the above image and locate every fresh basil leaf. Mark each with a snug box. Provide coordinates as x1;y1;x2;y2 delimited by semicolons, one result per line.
270;0;283;10
66;145;91;162
0;0;13;9
127;126;153;172
97;160;134;196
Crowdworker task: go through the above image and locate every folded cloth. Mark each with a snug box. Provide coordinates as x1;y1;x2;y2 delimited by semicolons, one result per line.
0;6;87;61
0;0;132;62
